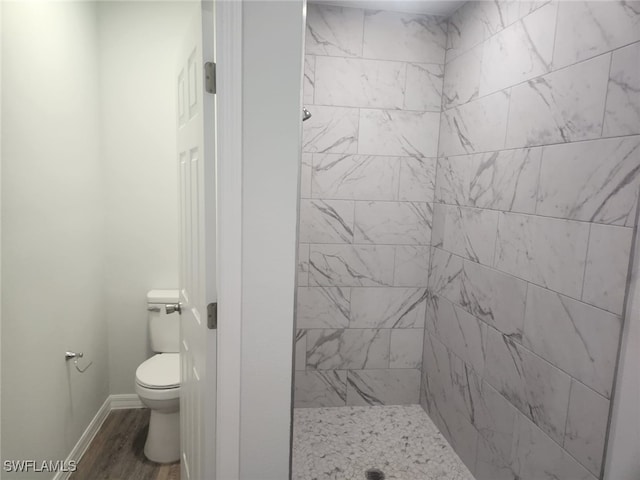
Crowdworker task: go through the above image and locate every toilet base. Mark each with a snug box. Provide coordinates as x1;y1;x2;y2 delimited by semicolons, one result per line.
144;409;180;463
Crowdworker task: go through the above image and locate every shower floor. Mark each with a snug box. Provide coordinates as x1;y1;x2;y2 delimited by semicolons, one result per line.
292;405;474;480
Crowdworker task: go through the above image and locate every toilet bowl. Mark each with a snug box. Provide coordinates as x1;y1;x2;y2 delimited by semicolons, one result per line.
136;290;181;464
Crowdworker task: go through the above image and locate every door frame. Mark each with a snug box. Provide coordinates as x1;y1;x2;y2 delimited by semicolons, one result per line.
214;1;243;478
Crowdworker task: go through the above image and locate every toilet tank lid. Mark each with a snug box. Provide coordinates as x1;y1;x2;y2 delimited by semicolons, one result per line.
147;289;179;303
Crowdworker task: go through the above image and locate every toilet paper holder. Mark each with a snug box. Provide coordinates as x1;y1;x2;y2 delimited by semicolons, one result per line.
65;351;93;373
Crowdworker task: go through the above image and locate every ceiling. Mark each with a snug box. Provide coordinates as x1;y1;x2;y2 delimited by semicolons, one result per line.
308;0;466;16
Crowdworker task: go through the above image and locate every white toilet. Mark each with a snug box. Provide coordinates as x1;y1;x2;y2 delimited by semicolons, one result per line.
135;289;181;463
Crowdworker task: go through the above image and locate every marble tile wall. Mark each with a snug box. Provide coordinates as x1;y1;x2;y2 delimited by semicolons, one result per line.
295;3;446;409
422;2;640;480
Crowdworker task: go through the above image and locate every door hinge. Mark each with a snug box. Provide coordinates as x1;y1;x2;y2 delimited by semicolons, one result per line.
204;62;216;94
207;302;218;329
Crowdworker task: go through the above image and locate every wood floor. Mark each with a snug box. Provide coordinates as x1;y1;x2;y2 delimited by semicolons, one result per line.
71;409;180;480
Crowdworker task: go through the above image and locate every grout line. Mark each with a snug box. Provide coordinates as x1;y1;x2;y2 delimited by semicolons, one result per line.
600;52;615;137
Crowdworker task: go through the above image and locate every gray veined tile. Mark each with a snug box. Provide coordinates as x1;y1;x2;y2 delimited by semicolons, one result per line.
439;90;510;157
494;213;590;299
302;105;359;154
393;245;430;287
428;247;463;301
312;153;400;201
443;43;482;109
505;54;611;148
300;153;312;199
582;223;634;316
537;136;640;227
314;57;406;109
523;283;622;398
309;244;395;287
398;157;437;203
297;244;309;286
306;328;390;370
604;41;640;137
346;369;421;406
299;199;354;244
564;380;610;476
484;328;572;445
389;329;424;368
479;2;556;96
305;3;364;57
350;287;427;329
363;10;446;64
295;330;307;371
469;147;542;214
512;414;597;480
435;155;473;206
358;109;440;158
296;286;351;329
553;1;640;69
404;63;443;112
354;201;432;245
294;370;347;408
303;55;315;105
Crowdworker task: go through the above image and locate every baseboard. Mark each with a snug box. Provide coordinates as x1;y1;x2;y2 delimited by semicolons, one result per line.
53;393;144;480
53;396;111;480
110;393;144;410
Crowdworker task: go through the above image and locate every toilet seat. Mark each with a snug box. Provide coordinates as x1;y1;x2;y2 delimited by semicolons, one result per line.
136;353;180;390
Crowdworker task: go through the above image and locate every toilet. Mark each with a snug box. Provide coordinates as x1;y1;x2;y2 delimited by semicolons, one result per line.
135;289;181;463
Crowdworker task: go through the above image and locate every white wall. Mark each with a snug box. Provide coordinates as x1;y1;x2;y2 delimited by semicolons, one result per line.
240;1;304;478
98;1;192;394
1;2;109;475
605;224;640;479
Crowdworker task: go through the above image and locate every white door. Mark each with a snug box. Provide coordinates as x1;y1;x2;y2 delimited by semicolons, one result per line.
177;2;217;480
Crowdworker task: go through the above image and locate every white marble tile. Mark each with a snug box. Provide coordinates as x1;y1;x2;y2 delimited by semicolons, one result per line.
298;244;310;287
312;153;400;201
350;287;428;328
399;157;437;202
505;54;611;148
427;294;487;374
428;247;463;300
292;405;474;479
299;199;354;244
479;3;556;96
296;286;350;329
363;10;446;64
346;369;420;406
390;329;424;368
305;4;363;57
303;105;359;154
300;153;312;199
404;63;443;112
431;203;446;248
309;244;395;287
435;205;499;265
303;55;315;105
394;245;430;287
583;224;634;315
443;44;482;109
314;57;405;109
439;91;510;156
564;380;610;476
435;155;473;206
295;330;307;371
537;136;640;226
484;328;572;444
523;283;622;398
604;42;640;137
307;328;390;370
469;148;541;214
553;1;640;69
513;414;597;480
294;370;347;408
354;201;432;245
494;213;590;299
518;1;552;19
460;259;528;338
359;109;440;158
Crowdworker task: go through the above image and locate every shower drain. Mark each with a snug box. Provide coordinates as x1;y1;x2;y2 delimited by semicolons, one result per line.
365;468;385;480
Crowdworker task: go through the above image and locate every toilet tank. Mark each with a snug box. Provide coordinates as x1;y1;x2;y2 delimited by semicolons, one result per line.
147;289;180;353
